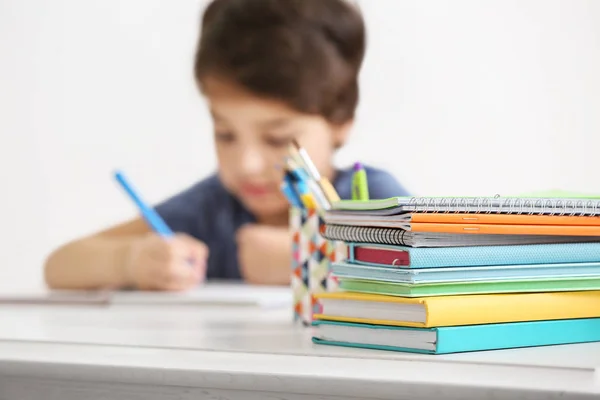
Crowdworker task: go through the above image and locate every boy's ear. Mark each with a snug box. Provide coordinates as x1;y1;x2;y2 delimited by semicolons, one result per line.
332;119;354;149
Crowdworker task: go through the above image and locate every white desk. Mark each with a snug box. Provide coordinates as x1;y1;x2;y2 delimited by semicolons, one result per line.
0;301;598;399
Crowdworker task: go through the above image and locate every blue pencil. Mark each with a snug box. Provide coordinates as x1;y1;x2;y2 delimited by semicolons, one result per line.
113;170;174;238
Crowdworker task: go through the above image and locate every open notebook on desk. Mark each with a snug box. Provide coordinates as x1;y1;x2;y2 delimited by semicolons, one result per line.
112;282;292;308
0;283;292;309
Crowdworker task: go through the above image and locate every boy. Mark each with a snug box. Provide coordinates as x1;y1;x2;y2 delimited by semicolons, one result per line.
44;0;409;291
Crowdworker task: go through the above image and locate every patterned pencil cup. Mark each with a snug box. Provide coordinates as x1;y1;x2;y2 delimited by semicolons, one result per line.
290;206;346;326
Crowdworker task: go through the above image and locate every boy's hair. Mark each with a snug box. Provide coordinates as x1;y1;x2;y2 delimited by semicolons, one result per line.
194;0;365;125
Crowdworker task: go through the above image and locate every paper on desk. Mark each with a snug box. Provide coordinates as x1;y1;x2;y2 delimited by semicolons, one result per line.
111;283;292;308
0;283;292;309
0;289;111;305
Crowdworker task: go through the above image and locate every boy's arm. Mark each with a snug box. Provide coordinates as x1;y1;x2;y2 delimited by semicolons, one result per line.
44;217;209;290
236;224;291;285
45;178;217;290
44;218;150;289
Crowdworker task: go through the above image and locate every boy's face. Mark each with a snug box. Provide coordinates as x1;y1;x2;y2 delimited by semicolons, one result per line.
203;78;349;223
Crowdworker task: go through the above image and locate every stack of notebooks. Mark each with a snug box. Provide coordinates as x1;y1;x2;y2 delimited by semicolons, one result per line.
313;195;600;354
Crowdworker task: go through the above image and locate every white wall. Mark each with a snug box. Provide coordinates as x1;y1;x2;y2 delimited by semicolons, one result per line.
1;0;599;290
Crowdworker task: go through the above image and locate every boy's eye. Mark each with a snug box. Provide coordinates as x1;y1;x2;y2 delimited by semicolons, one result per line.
215;131;235;142
265;136;293;148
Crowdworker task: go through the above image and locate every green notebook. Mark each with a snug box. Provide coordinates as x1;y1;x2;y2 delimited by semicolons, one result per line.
338;276;600;297
331;193;600;216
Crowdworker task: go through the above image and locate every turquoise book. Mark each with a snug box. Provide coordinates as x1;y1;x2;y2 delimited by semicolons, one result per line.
347;242;600;269
312;318;600;354
331;260;600;284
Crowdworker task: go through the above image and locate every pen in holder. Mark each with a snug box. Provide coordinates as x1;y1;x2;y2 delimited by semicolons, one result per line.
290;206;346;326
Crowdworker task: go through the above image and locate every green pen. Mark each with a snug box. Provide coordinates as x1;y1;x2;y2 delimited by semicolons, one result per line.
352;161;369;201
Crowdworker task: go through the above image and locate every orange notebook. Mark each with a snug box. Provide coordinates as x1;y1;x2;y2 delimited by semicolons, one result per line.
411;213;600;226
408;222;600;236
324;213;600;235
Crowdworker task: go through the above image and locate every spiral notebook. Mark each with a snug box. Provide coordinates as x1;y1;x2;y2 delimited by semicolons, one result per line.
331;196;600;216
345;242;600;268
322;224;600;247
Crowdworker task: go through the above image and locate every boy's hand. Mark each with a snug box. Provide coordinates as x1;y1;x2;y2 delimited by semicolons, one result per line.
236;224;291;285
124;233;208;291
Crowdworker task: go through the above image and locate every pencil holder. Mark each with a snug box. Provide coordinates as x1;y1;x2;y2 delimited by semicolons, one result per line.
290;206;346;326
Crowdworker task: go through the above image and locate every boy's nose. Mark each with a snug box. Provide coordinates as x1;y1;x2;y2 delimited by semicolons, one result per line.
239;147;266;176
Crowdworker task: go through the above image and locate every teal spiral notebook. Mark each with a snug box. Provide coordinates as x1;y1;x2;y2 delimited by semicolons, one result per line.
312;318;600;354
331;261;600;284
347;242;600;268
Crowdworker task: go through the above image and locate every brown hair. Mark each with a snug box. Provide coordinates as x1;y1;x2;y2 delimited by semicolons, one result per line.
194;0;366;125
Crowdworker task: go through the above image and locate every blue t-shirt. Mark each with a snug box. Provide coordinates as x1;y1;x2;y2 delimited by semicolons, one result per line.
155;165;409;280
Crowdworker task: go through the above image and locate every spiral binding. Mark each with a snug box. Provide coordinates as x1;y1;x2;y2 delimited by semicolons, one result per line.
405;196;600;216
323;224;408;246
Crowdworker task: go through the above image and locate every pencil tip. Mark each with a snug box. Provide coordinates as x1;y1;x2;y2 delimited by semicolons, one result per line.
291;139;300;149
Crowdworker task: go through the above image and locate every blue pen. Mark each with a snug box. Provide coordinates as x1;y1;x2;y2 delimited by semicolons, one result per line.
113;170;174;238
289;166;329;210
280;174;304;208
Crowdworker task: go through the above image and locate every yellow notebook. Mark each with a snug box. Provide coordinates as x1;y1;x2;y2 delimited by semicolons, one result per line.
314;291;600;328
